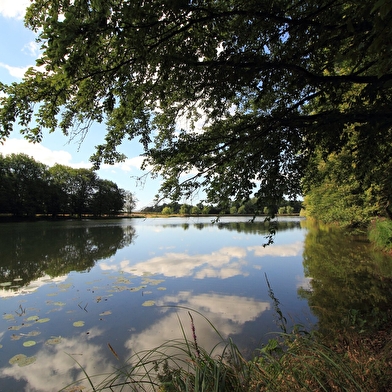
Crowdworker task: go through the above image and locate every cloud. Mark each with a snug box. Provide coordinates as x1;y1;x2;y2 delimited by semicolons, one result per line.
125;291;270;356
0;333;117;392
22;41;41;57
0;62;29;79
0;274;68;298
101;155;146;172
248;241;303;257
0;138;90;168
0;0;30;19
100;246;249;279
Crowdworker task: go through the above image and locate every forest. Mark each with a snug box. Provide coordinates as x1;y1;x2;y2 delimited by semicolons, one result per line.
0;153;135;217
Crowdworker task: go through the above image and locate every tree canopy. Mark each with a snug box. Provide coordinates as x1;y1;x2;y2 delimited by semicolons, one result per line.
1;0;391;209
0;153;132;217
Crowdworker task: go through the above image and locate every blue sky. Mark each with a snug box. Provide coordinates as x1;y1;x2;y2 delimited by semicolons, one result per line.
0;1;165;210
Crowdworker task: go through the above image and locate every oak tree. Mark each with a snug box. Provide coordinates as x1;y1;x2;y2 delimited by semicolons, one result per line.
1;0;391;206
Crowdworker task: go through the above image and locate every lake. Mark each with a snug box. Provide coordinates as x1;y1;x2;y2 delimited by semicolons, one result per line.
0;216;391;391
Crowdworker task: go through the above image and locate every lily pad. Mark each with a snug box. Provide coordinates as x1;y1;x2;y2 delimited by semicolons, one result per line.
36;318;50;323
8;325;22;331
52;301;66;306
25;331;41;337
58;283;72;290
73;321;85;327
26;316;39;321
99;311;112;316
0;282;12;287
46;336;62;345
116;277;130;284
13;278;23;282
11;334;22;341
157;287;167;291
23;340;36;347
3;314;15;320
0;344;3;348
142;300;155;307
129;285;146;292
9;354;36;367
142;278;165;286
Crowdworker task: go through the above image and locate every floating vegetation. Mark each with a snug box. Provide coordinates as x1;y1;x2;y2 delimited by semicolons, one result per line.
9;354;36;367
114;285;130;292
142;278;165;286
36;318;50;323
23;340;36;347
11;334;22;341
129;285;146;292
73;321;85;327
46;336;62;345
58;283;72;290
52;301;66;307
142;300;155;307
24;331;41;337
0;344;2;348
0;282;12;287
3;314;15;320
116;277;131;284
8;325;23;331
13;278;23;282
99;311;112;316
47;293;58;297
143;291;153;295
157;287;167;291
26;316;39;322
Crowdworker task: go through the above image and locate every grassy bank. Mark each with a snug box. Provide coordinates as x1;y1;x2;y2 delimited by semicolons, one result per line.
62;306;392;391
368;218;392;254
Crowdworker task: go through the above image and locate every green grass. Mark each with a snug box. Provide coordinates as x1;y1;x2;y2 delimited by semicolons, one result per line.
60;306;392;392
368;218;392;253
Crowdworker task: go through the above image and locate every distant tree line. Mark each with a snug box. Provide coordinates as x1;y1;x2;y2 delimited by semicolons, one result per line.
141;198;302;216
0;153;135;217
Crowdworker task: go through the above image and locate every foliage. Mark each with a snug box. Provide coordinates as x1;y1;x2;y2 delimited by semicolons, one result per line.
0;153;131;217
1;0;391;207
368;218;392;253
302;126;392;226
300;220;392;335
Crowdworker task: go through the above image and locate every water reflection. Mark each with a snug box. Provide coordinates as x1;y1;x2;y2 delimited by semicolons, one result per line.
0;217;320;391
0;220;136;291
301;220;392;334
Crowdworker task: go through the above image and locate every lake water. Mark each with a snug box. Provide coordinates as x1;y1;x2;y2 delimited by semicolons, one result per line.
0;216;391;391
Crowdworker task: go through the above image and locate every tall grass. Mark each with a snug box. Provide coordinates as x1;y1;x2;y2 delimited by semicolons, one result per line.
62;300;392;391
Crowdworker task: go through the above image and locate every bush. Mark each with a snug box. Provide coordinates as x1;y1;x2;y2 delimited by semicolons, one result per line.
162;207;173;215
368;218;392;252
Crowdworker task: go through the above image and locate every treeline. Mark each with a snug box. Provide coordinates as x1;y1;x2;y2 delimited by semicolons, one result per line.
302;127;392;228
0;153;135;217
142;198;302;215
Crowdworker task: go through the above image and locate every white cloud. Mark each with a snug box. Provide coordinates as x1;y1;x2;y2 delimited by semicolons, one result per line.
248;241;303;258
22;41;41;57
101;246;249;279
0;138;90;168
101;155;146;172
125;291;270;357
0;62;29;79
0;0;30;19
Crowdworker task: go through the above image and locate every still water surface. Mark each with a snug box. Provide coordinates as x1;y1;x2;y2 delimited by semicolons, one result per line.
0;216;391;391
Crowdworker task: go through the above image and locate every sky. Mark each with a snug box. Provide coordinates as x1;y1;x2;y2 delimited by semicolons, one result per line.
0;0;166;210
